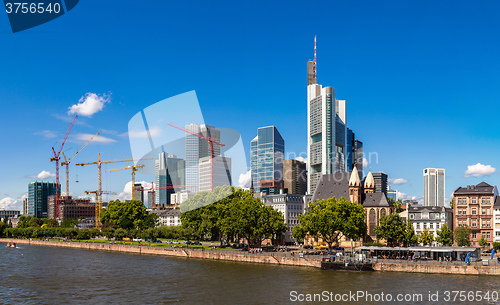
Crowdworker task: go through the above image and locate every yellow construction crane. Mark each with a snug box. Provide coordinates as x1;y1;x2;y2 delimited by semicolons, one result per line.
105;164;146;200
85;190;116;229
61;132;99;198
75;153;142;227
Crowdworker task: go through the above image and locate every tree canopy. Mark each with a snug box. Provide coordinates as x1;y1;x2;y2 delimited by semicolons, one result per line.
435;223;453;246
454;226;471;247
418;228;434;245
100;199;157;230
292;197;366;251
375;213;405;246
404;219;418;246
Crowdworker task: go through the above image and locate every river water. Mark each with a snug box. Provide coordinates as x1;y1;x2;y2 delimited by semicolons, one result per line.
2;243;500;304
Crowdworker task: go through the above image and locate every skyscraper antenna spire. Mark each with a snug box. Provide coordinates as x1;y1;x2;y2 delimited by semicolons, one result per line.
313;35;317;79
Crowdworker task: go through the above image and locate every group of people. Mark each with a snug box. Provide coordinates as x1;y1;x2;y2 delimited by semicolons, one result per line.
248;248;263;253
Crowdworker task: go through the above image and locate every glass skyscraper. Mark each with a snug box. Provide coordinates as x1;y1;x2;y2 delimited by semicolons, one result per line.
250;126;284;192
155;152;185;207
28;181;59;218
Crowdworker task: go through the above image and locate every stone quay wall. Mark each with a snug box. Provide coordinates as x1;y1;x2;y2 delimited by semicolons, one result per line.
0;239;322;268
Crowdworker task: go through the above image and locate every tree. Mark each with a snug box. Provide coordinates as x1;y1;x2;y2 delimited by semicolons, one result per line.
435;223;453;246
418;228;434;245
493;242;500;251
46;219;59;228
61;218;79;228
293;197;366;252
404;219;418;246
449;199;454;209
454;226;470;247
389;198;404;213
375;214;405;246
100;200;157;230
479;234;489;248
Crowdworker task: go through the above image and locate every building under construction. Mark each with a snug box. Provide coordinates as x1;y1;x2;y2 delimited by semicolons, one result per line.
48;196;95;222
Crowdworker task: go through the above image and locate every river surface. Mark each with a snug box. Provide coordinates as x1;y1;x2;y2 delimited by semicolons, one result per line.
2;243;500;304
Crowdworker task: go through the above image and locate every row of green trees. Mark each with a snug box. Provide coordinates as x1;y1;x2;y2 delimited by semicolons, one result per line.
181;186;287;245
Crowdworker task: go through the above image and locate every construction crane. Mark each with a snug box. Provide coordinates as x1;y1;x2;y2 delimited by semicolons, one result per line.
50;115;77;219
61;131;99;199
75;153;142;225
85;190;116;229
136;182;194;209
167;122;225;192
105;164;145;200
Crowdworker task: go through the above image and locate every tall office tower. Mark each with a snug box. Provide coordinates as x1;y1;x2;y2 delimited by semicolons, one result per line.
423;168;445;206
198;156;232;192
346;128;364;179
185;123;221;193
22;197;28;216
354;140;363;179
283;159;307;195
372;172;388;195
133;183;144;204
27;181;59;218
307;39;347;194
250;126;285;192
155;152;185;207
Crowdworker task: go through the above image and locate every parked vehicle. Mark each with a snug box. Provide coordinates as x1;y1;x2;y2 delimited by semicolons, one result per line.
192;241;202;245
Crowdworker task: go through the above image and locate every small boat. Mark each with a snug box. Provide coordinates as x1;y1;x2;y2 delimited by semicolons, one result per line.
6;243;18;248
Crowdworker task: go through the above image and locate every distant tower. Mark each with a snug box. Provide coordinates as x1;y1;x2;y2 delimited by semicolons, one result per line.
364;171;375;194
423;168;445;206
349;165;362;204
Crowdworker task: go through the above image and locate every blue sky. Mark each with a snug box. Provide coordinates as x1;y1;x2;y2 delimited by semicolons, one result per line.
1;0;500;209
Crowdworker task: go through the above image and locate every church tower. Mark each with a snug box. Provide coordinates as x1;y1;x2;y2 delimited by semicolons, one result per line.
364;171;375;194
349;165;362;204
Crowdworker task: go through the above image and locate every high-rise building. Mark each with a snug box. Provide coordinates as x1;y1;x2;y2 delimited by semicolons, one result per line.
250;126;285;192
27;181;60;218
346;128;363;179
133;183;144;204
155;152;185;207
185;123;221;193
260;179;284;195
22;197;29;216
283;159;307;195
199;156;232;192
423;168;445;206
372;172;388;195
387;187;397;201
307;42;348;194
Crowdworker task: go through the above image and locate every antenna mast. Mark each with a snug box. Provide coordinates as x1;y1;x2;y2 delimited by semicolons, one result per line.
314;35;317;79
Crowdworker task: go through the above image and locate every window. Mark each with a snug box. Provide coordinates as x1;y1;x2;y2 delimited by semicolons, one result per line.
482;198;486;204
410;214;414;219
416;223;420;229
472;198;477;204
487;198;491;204
482;220;486;228
424;224;427;229
487;232;491;239
463;198;467;204
458;209;462;215
430;223;434;229
487;220;491;227
458;198;462;204
472;233;476;239
472;221;476;228
472;209;476;215
482;209;486;215
496;232;500;236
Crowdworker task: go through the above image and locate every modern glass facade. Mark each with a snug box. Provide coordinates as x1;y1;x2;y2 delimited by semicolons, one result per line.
250;126;284;192
155;152;185;206
27;181;59;218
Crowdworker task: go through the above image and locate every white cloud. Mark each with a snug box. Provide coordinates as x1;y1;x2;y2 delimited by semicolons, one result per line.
122;126;162;139
37;170;56;179
463;163;496;178
238;170;252;188
111;181;152;202
363;157;369;168
73;133;117;144
68;93;111;117
0;195;26;210
34;130;57;139
396;191;419;201
388;178;408;185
